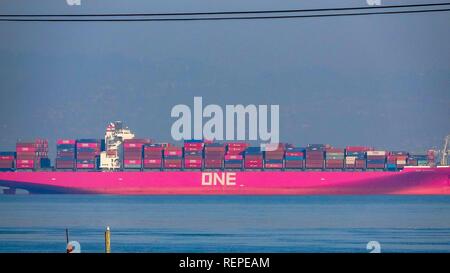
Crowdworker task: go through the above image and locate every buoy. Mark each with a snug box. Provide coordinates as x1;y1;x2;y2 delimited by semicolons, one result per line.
105;226;111;253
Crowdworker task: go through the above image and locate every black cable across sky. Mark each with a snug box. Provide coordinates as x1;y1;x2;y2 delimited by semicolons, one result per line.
0;2;449;22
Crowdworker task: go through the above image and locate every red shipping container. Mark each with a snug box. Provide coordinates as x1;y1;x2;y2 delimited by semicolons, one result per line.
165;151;183;156
285;152;304;157
205;155;224;160
224;164;242;169
124;159;141;165
124;143;143;148
165;146;183;155
305;159;324;168
144;153;163;158
345;163;355;168
205;153;225;157
16;159;35;164
326;159;344;169
144;150;163;155
185;165;202;169
143;164;161;169
16;146;37;152
144;146;163;151
164;158;182;169
346;146;373;152
57;139;76;145
205;159;223;163
227;146;247;150
124;156;142;161
355;159;366;169
16;163;34;169
56;159;75;169
205;165;222;169
227;142;248;147
184;159;202;164
205;160;223;168
306;159;323;163
244;163;263;169
77;143;99;148
225;155;243;160
143;159;162;164
184;147;203;152
184;163;201;167
407;159;418;166
205;146;225;151
206;156;223;160
265;163;283;168
285;160;304;168
184;142;204;147
77;163;95;169
245;159;263;164
325;148;345;153
77;155;97;160
124;139;151;144
266;153;285;160
306;150;324;156
144;156;161;160
367;164;385;169
165;163;182;169
165;158;182;162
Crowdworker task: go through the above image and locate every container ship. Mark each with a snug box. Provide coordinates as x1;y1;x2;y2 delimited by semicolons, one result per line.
0;121;449;195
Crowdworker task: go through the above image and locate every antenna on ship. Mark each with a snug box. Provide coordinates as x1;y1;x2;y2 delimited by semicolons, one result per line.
441;135;450;166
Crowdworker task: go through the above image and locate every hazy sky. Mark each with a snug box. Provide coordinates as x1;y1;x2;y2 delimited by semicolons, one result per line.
0;0;449;159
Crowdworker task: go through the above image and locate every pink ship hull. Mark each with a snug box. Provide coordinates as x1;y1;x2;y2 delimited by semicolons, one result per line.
0;167;449;195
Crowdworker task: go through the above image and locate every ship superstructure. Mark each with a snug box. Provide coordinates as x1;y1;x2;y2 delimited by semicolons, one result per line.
100;121;135;170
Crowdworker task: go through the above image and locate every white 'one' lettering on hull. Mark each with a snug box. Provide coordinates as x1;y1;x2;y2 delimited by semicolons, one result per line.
201;172;236;186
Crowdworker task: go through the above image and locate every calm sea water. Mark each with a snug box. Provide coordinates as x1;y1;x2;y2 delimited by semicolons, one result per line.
0;195;449;253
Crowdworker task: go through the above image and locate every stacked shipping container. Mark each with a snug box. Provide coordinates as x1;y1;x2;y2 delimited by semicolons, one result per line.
143;144;163;169
345;146;370;169
325;147;345;169
164;145;183;169
305;144;326;169
76;139;102;170
16;139;49;170
387;151;408;170
184;140;203;169
123;139;151;169
366;151;386;169
407;154;428;166
204;143;225;169
285;147;305;169
56;139;76;170
263;143;285;169
1;132;441;172
0;152;15;170
224;142;247;169
244;147;263;169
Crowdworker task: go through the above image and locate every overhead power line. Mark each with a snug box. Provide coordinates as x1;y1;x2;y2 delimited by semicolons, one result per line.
0;3;449;22
0;2;449;17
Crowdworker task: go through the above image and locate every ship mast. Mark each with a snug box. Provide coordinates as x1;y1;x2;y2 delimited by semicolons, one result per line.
442;135;450;166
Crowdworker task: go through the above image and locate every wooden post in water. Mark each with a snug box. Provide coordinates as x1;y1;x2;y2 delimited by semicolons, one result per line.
105;226;111;253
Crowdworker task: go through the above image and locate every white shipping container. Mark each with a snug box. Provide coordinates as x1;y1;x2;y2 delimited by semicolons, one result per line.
366;151;386;156
345;156;356;163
